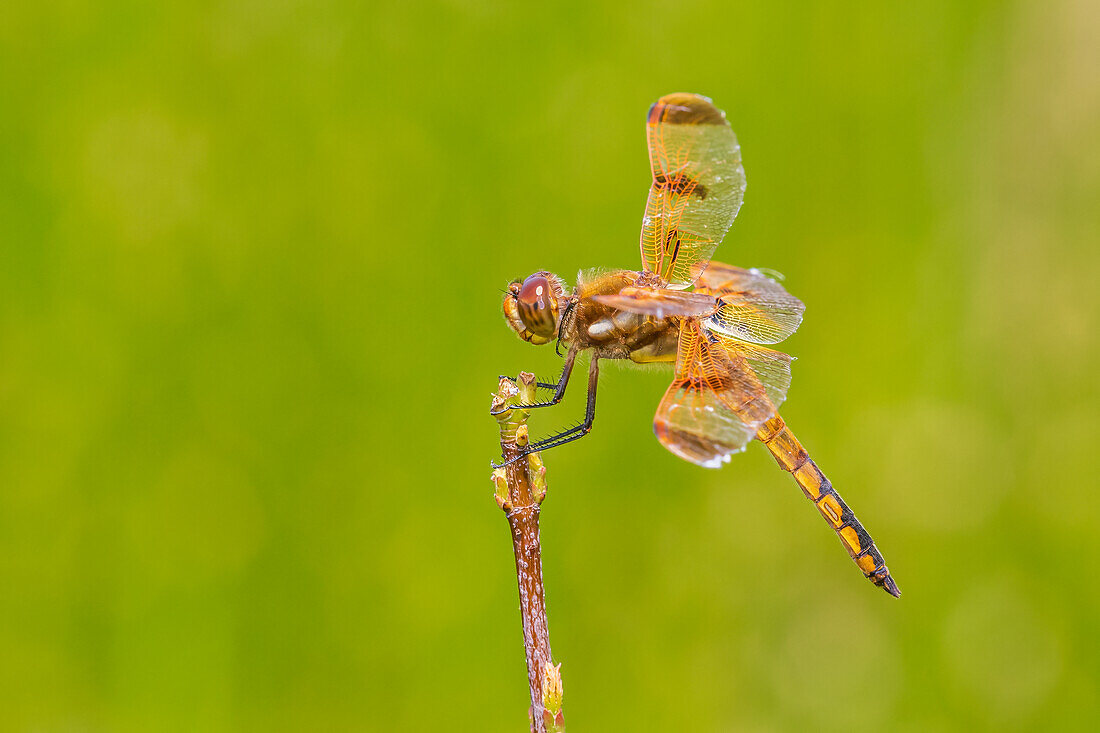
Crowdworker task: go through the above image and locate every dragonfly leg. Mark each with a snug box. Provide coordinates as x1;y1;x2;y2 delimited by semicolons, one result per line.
498;377;559;389
490;348;578;415
555;299;578;356
493;357;598;467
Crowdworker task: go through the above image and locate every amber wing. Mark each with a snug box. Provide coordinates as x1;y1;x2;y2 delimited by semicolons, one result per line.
590;287;718;318
640;94;746;289
697;263;805;344
653;319;792;467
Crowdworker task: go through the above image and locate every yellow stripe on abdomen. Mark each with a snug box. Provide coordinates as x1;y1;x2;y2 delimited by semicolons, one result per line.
757;415;900;597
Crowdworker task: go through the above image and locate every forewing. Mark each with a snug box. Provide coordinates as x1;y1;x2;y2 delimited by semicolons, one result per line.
697;263;805;344
640;94;746;289
696;262;762;292
653;321;792;468
591;287;718;318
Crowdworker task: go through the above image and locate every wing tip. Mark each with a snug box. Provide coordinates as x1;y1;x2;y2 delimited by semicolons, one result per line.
653;417;748;468
648;93;727;126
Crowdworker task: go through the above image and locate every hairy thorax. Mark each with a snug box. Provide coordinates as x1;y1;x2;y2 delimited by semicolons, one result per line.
562;270;680;363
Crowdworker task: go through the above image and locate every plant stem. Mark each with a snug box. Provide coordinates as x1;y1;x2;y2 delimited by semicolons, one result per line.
491;374;564;733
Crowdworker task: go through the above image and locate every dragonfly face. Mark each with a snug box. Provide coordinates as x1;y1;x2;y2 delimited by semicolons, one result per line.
494;93;900;596
503;271;568;346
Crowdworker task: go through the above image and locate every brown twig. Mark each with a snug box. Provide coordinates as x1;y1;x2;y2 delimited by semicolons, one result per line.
491;373;565;733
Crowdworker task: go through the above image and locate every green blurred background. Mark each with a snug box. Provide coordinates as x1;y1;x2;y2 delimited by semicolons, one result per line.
2;1;1098;730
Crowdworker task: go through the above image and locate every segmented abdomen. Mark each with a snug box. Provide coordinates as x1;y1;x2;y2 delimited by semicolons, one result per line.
757;415;900;597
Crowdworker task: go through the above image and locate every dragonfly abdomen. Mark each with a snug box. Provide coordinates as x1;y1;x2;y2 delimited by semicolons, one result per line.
756;415;900;597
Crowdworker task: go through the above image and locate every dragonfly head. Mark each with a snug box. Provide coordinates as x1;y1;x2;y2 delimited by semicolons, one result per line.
503;271;567;345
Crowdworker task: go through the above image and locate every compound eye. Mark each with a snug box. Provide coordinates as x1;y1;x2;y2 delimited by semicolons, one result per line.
518;275;550;306
516;274;558;338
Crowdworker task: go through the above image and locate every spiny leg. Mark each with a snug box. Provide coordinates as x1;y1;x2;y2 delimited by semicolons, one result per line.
524;357;599;450
491;347;578;415
555;298;578;356
498;379;559;389
493;356;599;467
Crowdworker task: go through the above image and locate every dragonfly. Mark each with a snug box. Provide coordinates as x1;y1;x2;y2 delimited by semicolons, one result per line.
497;93;899;597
